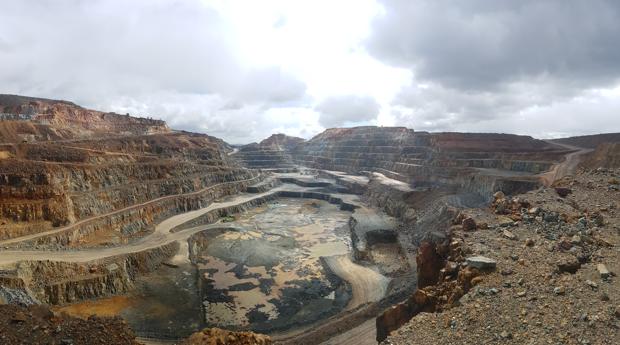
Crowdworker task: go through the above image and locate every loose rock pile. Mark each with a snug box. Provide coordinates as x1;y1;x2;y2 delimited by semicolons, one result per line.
385;169;620;344
0;304;139;345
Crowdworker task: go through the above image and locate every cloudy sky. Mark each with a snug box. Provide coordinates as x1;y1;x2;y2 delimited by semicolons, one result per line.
1;0;619;143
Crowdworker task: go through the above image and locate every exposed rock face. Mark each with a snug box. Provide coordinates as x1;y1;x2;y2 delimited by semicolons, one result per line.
293;127;562;175
416;241;446;289
234;134;305;169
0;95;257;244
286;127;568;201
582;142;620;168
376;237;481;343
384;168;620;345
0;94;168;139
257;133;305;151
1;242;179;305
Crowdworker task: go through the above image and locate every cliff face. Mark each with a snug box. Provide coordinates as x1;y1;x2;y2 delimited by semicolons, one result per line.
289;126;567;198
0;94;168;140
0;95;256;244
258;133;305;151
581;142;620;168
0;242;179;305
233;133;305;169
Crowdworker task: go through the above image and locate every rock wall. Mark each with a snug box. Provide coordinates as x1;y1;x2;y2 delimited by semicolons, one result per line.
15;174;262;248
0;94;168;139
581;142;620;168
0;130;257;243
288;127;566;199
375;238;480;343
5;242;179;305
233;134;304;169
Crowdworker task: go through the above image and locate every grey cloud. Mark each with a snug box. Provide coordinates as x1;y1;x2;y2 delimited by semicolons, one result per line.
393;78;571;129
0;0;306;129
369;0;620;91
315;95;380;128
370;0;620;136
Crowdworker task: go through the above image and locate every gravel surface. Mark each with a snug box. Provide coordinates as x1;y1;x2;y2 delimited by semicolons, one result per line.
386;169;620;345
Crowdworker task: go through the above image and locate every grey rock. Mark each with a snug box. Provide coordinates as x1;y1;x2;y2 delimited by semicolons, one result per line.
466;256;497;270
503;230;517;240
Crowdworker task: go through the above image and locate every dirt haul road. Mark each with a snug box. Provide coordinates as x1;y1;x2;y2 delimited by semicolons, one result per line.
0;184;305;265
323;255;389;310
0;176;262;246
539;141;593;186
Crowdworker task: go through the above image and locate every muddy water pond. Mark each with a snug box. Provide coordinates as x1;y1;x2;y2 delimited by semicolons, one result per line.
56;198;354;337
190;198;353;333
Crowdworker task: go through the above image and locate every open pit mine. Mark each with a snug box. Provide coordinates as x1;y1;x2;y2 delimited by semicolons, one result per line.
0;94;618;345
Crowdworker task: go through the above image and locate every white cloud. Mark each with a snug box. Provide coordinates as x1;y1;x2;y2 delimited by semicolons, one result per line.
316;95;381;128
0;0;618;143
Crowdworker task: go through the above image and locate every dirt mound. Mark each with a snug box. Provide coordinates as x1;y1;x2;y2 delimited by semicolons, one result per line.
0;304;139;345
582;142;620;168
183;328;271;345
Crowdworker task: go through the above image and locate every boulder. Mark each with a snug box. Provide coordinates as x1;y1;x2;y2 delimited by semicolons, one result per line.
461;217;477;231
416;241;446;288
597;264;611;279
502;230;517;240
557;257;581;274
554;187;572;198
466;256;497;271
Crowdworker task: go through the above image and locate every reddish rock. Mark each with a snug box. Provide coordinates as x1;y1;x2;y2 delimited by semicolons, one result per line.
416;241;447;289
461;217;477;231
376;303;414;343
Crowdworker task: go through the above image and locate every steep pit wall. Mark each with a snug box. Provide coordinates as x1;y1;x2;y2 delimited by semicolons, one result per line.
454;173;542;201
246;177;281;193
0;127;250;241
5;242;179;305
290;128;564;180
318;171;368;195
374;236;480;343
234;134;304;169
14;174;263;248
234;147;297;169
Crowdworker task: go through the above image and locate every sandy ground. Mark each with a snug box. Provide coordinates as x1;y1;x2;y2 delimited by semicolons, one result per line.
323;255;390;310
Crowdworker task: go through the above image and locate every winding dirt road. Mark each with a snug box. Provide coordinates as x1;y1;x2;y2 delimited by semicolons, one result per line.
0;176;262;246
539;141;593;186
323;255;389;310
0;184;297;265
